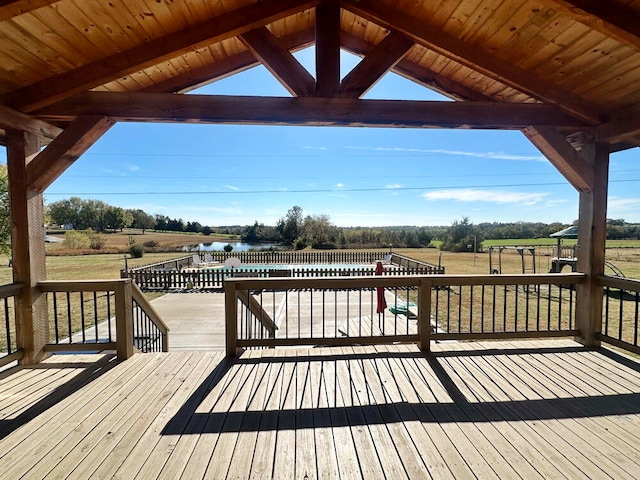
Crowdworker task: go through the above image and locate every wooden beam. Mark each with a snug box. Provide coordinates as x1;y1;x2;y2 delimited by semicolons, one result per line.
0;104;62;141
522;125;594;193
36;92;589;130
343;0;604;125
6;129;47;364
340;31;414;98
1;0;318;112
240;27;316;97
315;0;341;97
143;28;316;94
594;109;640;144
340;31;492;101
0;0;58;21
26;115;114;193
142;51;258;94
542;0;640;51
575;142;609;347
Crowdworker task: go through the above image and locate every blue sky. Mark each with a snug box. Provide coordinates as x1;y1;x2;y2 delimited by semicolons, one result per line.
4;48;640;227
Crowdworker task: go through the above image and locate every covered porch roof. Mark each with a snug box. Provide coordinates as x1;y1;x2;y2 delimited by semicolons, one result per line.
0;1;637;361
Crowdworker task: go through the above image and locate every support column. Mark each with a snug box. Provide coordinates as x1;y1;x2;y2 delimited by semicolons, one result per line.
6;130;48;364
575;142;609;347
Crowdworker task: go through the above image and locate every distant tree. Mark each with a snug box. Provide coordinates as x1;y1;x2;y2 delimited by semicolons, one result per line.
223;243;233;252
167;218;184;232
154;214;169;231
103;206;131;232
0;165;10;255
242;221;264;243
129;209;156;233
202;226;213;236
185;221;203;233
48;197;85;229
277;205;304;244
303;214;340;249
440;217;482;252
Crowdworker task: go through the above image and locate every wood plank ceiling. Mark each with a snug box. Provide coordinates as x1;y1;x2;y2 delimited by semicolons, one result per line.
0;0;639;152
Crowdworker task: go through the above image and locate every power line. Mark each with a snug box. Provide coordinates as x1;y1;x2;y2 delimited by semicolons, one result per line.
45;178;640;196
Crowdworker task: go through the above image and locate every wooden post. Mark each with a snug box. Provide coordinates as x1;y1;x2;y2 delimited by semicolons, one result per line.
418;277;432;352
575;142;609;347
115;279;134;360
6;130;48;365
225;280;238;357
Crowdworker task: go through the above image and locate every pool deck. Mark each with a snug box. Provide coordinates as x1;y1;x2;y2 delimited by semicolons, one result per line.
151;292;228;350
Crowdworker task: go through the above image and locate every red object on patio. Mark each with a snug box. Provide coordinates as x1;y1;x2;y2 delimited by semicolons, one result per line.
375;261;387;314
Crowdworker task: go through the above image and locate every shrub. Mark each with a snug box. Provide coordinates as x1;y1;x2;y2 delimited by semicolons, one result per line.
63;230;89;250
143;240;159;248
223;243;234;252
129;243;145;258
312;241;338;250
86;228;107;250
294;239;307;250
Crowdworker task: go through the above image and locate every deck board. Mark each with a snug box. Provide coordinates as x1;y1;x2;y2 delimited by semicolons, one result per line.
1;340;640;479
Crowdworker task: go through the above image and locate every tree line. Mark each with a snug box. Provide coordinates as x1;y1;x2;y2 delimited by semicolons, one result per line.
47;197;217;235
43;198;640;252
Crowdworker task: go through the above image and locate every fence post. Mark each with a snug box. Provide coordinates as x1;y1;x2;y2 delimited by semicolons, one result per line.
115;279;134;360
225;280;238;357
418;277;432;352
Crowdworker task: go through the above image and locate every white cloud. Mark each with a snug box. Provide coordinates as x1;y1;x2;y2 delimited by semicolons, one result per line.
608;197;640;218
345;146;545;162
225;185;239;191
336;183;344;188
386;184;403;189
423;189;547;205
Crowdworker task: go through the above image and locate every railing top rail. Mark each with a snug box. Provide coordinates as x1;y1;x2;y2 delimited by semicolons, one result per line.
598;274;640;292
38;278;130;292
127;255;193;272
0;282;24;298
226;272;586;290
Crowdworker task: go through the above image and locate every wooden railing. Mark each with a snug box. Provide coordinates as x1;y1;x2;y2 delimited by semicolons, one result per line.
126;265;444;291
599;275;640;355
224;273;585;356
0;283;23;368
39;279;169;359
123;251;445;291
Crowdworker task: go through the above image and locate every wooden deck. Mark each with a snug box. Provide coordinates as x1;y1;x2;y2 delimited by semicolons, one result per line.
1;340;639;479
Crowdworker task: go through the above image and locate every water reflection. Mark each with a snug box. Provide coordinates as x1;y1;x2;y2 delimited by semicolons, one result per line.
183;241;280;252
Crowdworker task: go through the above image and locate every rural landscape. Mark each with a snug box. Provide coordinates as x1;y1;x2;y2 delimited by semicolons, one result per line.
3;197;639;283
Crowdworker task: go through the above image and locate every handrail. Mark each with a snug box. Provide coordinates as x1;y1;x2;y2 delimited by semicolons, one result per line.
39;278;169;358
598;275;640;291
0;283;24;367
0;282;24;299
228;272;585;290
225;273;585;356
598;274;640;354
39;279;127;292
131;282;170;352
237;289;277;337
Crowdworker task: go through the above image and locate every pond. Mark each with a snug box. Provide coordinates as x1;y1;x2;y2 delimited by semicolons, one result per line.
183;241;280;252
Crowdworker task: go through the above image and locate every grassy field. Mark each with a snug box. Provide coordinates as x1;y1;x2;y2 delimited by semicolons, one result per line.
0;235;638;284
45;228;240;255
394;246;640;280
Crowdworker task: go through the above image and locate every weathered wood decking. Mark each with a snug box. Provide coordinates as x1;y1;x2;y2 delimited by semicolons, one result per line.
1;340;639;479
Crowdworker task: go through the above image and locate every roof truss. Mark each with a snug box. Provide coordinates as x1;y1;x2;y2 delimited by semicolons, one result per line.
36;91;586;130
